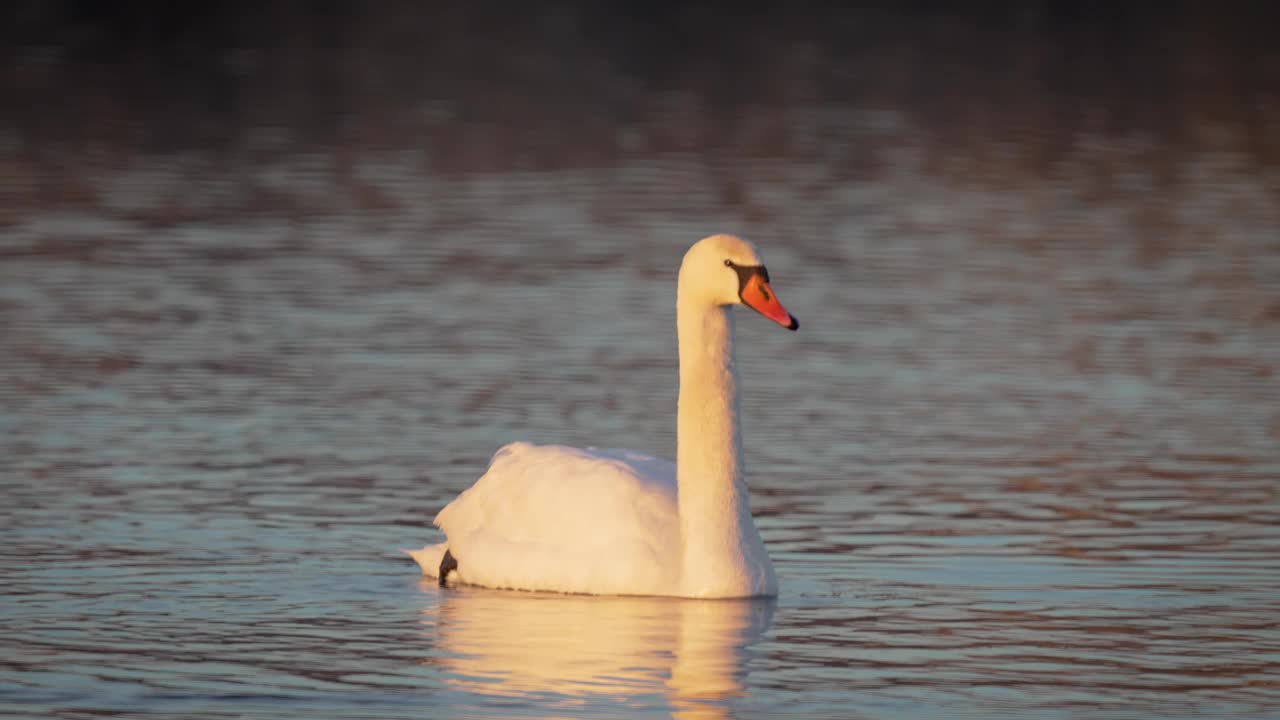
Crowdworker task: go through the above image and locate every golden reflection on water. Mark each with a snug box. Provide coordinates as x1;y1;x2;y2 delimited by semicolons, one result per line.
418;582;774;718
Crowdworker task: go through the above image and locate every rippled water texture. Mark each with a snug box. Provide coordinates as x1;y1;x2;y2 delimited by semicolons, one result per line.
2;150;1279;718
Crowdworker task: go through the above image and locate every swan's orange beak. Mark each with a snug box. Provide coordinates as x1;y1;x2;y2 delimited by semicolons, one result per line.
741;273;799;330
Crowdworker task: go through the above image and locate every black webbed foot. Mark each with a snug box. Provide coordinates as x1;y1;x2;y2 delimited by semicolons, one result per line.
438;549;458;587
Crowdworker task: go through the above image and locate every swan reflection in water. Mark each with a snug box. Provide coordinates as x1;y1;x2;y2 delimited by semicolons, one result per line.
417;582;775;718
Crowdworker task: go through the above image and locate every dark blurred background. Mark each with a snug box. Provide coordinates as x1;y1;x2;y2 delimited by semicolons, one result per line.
3;1;1278;219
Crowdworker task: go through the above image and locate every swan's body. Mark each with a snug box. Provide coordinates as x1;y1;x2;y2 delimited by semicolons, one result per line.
408;235;798;598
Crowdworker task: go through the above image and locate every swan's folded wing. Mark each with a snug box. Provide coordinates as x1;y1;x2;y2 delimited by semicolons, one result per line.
434;442;680;595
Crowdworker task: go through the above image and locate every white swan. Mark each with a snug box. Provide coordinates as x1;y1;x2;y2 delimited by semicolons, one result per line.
408;234;799;598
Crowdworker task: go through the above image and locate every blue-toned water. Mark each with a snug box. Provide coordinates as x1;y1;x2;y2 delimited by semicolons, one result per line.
2;155;1279;719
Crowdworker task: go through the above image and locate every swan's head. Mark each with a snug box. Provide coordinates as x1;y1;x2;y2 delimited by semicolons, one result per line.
680;234;799;330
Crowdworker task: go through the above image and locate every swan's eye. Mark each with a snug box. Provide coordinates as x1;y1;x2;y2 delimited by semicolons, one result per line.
723;259;734;267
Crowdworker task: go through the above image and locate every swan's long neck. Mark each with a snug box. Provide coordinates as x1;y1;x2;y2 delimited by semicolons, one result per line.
676;300;743;505
676;287;771;595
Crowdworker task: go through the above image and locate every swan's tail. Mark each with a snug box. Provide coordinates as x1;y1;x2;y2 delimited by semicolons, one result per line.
402;543;448;578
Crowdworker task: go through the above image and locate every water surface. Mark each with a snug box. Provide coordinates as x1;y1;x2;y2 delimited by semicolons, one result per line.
2;160;1279;719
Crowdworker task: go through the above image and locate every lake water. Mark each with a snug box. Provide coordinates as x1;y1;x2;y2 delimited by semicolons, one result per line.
2;152;1279;719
